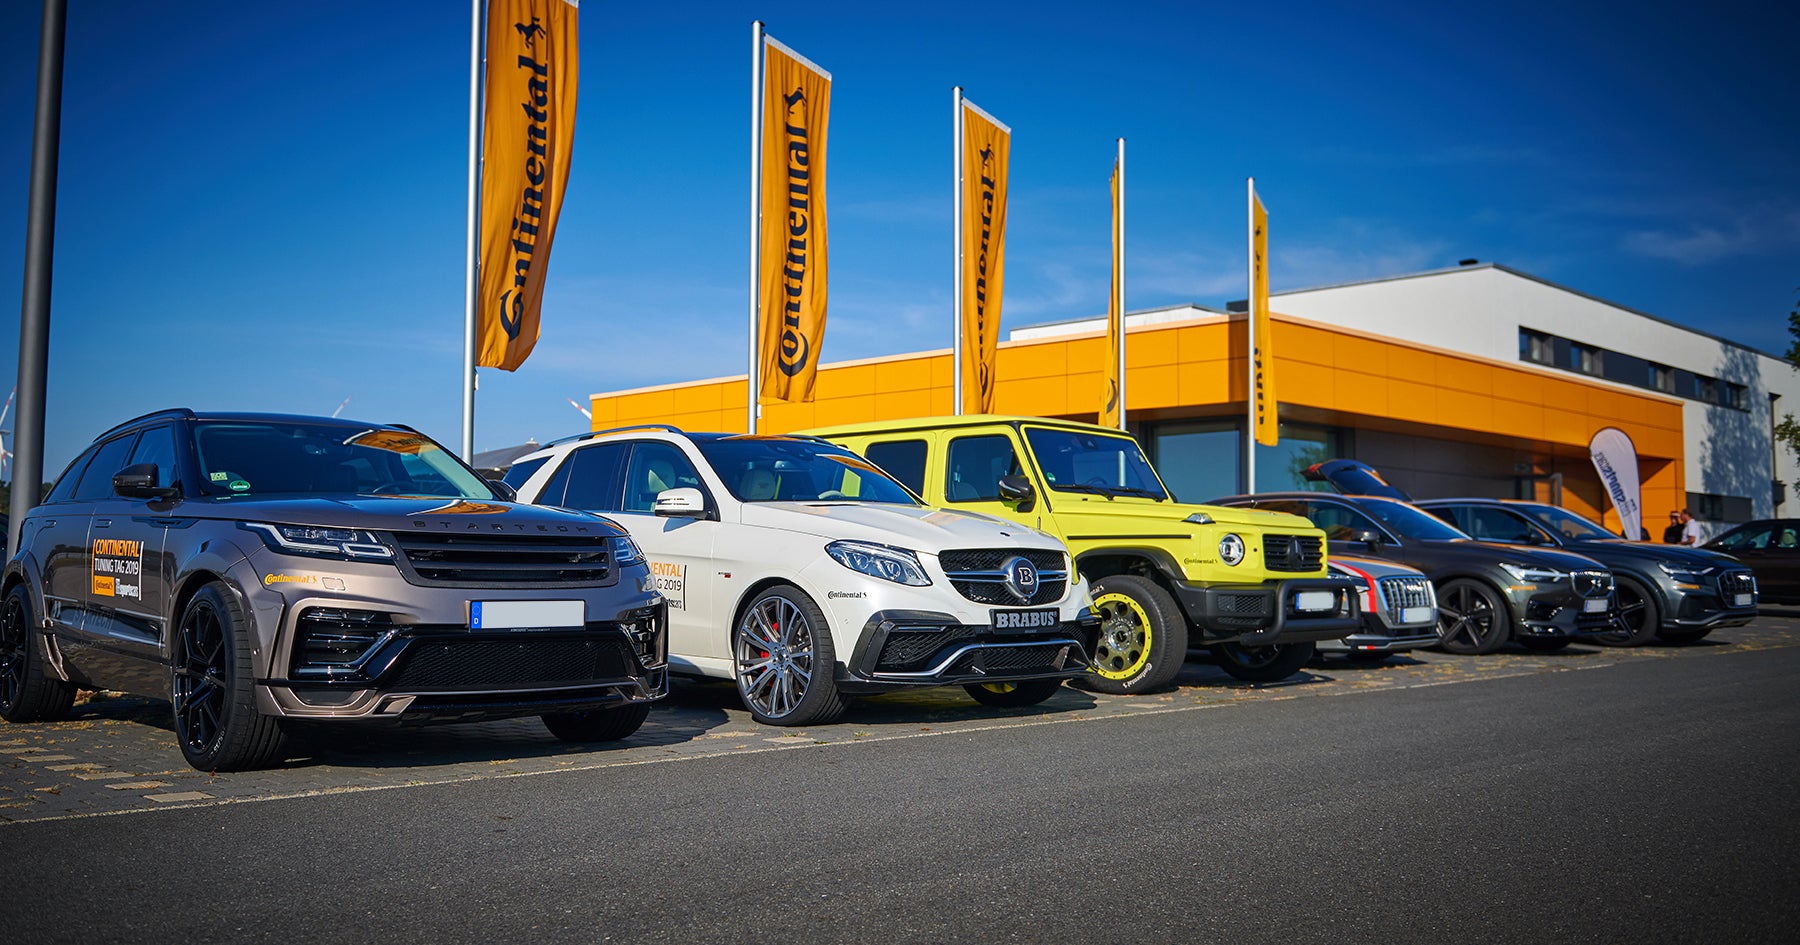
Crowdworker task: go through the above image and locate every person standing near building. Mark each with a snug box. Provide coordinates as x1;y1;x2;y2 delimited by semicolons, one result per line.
1678;509;1703;546
1662;510;1684;544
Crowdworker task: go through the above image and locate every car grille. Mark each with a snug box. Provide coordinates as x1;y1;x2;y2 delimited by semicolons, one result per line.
1263;535;1323;573
1719;570;1757;599
954;644;1068;674
1216;591;1271;616
1376;576;1434;619
877;626;978;671
388;636;636;690
940;548;1068;606
1572;570;1613;599
292;608;394;675
389;532;612;587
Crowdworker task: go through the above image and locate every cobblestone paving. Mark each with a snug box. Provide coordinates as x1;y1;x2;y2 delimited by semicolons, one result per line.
4;613;1796;824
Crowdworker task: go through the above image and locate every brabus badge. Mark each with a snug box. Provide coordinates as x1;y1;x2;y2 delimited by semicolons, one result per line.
1003;557;1039;601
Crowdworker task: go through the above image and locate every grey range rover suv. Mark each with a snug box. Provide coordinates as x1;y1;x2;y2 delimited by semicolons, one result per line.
1;410;667;771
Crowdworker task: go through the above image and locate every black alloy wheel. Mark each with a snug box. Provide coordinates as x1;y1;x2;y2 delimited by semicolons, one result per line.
1434;579;1510;655
172;584;285;771
1597;576;1661;647
0;586;74;722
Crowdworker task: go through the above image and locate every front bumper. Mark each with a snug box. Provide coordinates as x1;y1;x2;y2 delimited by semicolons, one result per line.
1168;576;1361;646
1317;621;1440;654
1668;572;1758;630
838;608;1100;694
1511;589;1614;639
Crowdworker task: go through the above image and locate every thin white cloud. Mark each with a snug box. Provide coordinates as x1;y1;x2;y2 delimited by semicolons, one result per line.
1620;205;1800;265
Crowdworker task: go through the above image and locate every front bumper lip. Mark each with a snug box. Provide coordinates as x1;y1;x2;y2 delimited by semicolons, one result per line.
261;669;669;721
842;608;1099;690
1318;630;1440;653
1170;577;1362;646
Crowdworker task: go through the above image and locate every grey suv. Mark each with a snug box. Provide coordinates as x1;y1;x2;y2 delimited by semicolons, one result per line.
1;410;667;771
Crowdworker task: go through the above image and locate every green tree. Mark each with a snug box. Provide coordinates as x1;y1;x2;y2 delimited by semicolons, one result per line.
1774;290;1800;485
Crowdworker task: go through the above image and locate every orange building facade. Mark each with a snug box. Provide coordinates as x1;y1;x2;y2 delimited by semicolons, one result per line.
587;310;1686;532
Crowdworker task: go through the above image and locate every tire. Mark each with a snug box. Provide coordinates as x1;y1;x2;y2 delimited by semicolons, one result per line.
1655;627;1713;645
1518;636;1572;652
1212;640;1315;682
0;585;75;723
172;583;286;771
733;585;845;726
542;702;651;742
964;678;1062;708
1079;574;1188;694
1434;579;1511;655
1596;576;1661;647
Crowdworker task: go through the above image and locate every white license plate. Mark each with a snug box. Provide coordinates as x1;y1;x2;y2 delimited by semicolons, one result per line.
470;599;585;630
992;608;1059;632
1400;606;1434;625
1735;593;1753;607
1583;598;1609;613
1294;591;1337;612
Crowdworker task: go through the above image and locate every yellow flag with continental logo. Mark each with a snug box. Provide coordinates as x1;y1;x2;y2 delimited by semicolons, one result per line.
1251;184;1277;446
758;38;831;404
1101;155;1122;427
959;100;1009;414
477;0;578;372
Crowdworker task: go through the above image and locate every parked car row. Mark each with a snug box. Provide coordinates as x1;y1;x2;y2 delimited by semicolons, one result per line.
1;409;1766;772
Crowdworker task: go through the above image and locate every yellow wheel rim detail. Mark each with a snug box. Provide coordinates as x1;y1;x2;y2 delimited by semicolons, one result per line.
1092;591;1152;680
979;682;1019;695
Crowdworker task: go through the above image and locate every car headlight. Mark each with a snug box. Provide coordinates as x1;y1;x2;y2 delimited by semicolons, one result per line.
613;535;645;566
1656;561;1715;584
826;540;931;586
241;522;394;561
1219;533;1245;566
1499;562;1566;584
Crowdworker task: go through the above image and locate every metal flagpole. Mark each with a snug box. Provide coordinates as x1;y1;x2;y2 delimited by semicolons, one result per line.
1116;137;1127;432
1245;176;1256;492
460;0;482;462
747;21;765;434
9;0;67;561
952;86;964;416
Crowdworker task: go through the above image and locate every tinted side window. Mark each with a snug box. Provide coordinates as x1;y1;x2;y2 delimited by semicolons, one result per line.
126;425;181;490
43;452;96;504
72;434;141;501
622;442;703;513
863;440;928;496
1715;523;1772;550
1309;503;1384;540
560;444;630;512
945;435;1021;502
502;456;550;491
1465;507;1539;544
535;457;576;508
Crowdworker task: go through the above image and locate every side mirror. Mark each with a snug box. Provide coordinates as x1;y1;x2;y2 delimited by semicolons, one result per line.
654;487;710;519
113;463;179;500
997;474;1036;513
486;479;518;502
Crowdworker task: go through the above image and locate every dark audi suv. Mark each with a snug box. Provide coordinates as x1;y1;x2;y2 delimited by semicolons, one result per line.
2;410;668;771
1213;466;1613;654
1421;498;1756;645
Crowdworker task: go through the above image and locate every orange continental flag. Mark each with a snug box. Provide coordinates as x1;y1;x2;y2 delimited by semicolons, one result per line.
1100;154;1122;427
959;99;1009;414
758;37;831;403
1250;183;1277;446
477;0;578;372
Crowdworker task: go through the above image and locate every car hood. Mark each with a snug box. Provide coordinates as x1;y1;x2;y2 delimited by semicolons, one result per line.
1329;554;1427;580
1565;538;1744;571
189;494;627;538
1415;538;1608;573
737;501;1063;554
1043;495;1321;535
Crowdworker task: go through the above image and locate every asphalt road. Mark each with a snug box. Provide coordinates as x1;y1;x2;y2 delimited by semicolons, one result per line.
2;623;1797;944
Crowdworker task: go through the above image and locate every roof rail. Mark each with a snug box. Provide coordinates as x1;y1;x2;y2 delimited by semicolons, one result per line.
543;423;684;449
93;408;197;442
722;432;836;446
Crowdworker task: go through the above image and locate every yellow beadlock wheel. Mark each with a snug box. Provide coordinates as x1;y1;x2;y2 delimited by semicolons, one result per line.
1092;592;1153;681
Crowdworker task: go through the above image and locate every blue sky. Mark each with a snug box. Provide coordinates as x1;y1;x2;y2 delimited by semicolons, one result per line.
3;0;1796;477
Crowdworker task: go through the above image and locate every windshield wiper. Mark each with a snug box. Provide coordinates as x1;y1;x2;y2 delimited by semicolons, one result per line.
1109;485;1167;500
1054;483;1119;497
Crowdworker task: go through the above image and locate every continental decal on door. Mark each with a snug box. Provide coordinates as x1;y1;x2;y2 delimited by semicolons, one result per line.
650;560;687;611
92;538;143;600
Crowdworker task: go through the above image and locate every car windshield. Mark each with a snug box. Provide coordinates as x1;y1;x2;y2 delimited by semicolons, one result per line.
697;437;919;504
192;420;495;499
1023;427;1168;500
1359;496;1472;541
1514;503;1621;541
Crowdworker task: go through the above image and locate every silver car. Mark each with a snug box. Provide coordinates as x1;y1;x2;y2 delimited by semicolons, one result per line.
1322;555;1439;663
1;410;667;771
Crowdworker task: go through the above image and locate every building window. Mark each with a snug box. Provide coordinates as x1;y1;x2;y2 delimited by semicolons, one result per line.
1695;377;1719;404
1648;363;1674;393
1519;329;1554;365
1722;382;1747;410
1568;342;1602;375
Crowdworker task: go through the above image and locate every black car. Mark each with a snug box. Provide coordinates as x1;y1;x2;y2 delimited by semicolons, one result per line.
2;410;668;771
1703;519;1800;605
1421;498;1756;645
1213;467;1613;654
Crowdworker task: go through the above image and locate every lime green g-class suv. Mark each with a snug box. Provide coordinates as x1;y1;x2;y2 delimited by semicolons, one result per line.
803;415;1358;691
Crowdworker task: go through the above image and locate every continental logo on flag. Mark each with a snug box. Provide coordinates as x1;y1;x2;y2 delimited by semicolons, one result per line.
1251;187;1277;447
758;38;830;404
959;100;1009;415
477;0;579;372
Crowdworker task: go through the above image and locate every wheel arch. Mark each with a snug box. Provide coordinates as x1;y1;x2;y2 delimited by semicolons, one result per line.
1075;548;1187;603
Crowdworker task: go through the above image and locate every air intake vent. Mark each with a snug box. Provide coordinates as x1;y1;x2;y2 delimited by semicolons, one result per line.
390;532;613;587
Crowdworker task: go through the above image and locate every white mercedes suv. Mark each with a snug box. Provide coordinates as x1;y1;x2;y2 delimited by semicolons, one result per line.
504;427;1099;726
